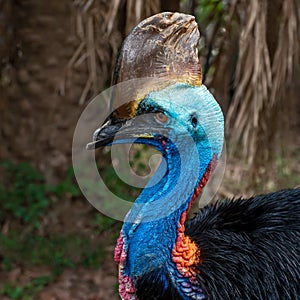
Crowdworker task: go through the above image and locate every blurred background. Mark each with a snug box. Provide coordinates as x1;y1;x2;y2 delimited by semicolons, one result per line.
0;0;299;299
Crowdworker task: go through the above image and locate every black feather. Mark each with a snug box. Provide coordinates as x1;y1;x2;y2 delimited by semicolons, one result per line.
136;269;183;300
185;188;300;300
134;189;300;299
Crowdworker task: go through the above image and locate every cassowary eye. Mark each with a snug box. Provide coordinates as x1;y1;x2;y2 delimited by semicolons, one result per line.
155;112;168;124
191;114;198;128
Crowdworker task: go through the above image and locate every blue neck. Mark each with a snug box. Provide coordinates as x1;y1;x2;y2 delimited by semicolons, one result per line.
120;140;209;298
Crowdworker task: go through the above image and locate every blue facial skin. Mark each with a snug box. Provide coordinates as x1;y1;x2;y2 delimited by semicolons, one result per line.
118;83;224;299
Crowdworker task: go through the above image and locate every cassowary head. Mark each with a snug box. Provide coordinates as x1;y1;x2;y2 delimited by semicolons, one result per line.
88;12;224;180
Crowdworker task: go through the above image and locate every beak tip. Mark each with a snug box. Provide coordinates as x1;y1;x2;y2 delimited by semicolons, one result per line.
86;142;95;150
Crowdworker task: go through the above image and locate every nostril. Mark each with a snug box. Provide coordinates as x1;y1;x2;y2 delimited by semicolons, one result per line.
191;113;198;128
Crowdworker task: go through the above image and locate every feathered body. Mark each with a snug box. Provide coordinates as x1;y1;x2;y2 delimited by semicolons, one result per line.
135;189;300;300
185;189;300;300
87;12;300;300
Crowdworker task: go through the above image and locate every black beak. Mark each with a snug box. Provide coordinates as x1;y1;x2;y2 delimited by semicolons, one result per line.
86;120;125;150
86;115;167;150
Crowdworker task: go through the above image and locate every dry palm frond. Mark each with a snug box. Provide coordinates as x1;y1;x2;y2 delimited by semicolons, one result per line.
270;0;300;107
205;0;240;109
59;0;121;103
60;0;161;104
126;0;160;34
105;0;122;35
268;0;300;136
224;0;300;183
265;0;300;161
226;0;272;166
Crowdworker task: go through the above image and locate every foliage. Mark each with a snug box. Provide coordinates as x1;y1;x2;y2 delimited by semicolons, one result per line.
0;161;49;227
49;167;80;198
0;160;121;298
0;161;79;228
0;275;52;300
196;0;225;25
95;145;161;208
101;164;139;202
91;214;118;234
0;231;106;273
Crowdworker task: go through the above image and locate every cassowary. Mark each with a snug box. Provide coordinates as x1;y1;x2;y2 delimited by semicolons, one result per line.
87;12;300;300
